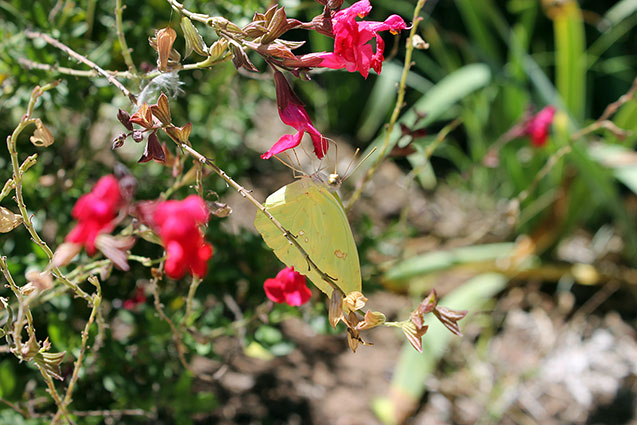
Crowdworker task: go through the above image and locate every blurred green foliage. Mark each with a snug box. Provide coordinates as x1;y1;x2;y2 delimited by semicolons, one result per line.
1;0;636;423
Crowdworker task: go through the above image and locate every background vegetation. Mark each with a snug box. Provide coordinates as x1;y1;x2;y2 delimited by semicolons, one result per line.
1;0;636;423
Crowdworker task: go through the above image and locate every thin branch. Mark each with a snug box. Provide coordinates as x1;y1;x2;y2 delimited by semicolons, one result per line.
572;76;637;140
115;0;138;74
6;81;92;304
346;0;428;211
24;30;138;105
19;58;135;79
515;145;572;204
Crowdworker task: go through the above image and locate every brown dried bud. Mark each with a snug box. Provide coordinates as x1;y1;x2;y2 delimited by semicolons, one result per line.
151;92;172;125
355;310;386;331
209;39;229;61
211;201;232;218
51;242;83;268
117;109;134;130
155;27;177;72
401;321;428;353
132;130;144;143
25;270;53;292
0;206;22;233
328;290;343;328
112;133;127;149
230;44;258;72
30;118;54;147
412;34;429;50
343;291;367;312
181;16;208;58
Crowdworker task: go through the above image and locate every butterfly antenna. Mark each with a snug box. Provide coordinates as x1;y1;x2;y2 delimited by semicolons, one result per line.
273;154;305;177
341;147;361;181
347;147;377;178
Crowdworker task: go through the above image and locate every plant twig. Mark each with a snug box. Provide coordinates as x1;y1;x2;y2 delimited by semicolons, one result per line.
115;0;137;74
571;76;637;140
346;0;427;211
515;145;572;204
6;81;92;304
24;30;138;105
54;277;102;421
19;58;135;79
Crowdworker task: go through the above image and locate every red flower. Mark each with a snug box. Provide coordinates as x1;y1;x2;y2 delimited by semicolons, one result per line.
524;106;556;147
65;175;122;255
261;70;328;160
263;266;312;306
316;0;406;79
123;286;146;310
154;195;213;279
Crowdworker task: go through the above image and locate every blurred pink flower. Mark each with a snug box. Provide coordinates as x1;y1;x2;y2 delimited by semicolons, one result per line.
262;70;328;160
317;0;407;78
123;286;146;310
264;266;312;306
65;175;121;255
154;195;213;279
525;106;556;147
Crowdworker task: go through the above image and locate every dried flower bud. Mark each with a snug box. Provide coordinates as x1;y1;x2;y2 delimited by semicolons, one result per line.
328;290;343;328
112;133;127;149
155;27;177;72
343;291;367;312
209;39;229;61
401;321;428;353
51;242;83;268
355;310;386;331
211;201;232;218
30;118;54;147
25;270;53;292
181;16;208;57
412;34;429;50
132;130;145;143
230;44;258;72
150;92;172;125
0;206;23;233
117;109;134;130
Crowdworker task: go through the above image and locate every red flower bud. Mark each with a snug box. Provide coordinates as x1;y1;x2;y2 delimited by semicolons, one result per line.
263;266;311;306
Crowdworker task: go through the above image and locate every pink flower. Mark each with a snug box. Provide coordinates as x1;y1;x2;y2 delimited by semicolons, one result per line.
154;195;213;279
524;106;556;147
263;266;312;306
65;175;122;255
262;70;328;160
316;0;406;78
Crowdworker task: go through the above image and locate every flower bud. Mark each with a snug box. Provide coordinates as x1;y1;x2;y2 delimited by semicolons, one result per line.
181;16;208;57
30;119;54;147
117;109;133;130
155;27;177;72
343;291;367;312
132;130;144;143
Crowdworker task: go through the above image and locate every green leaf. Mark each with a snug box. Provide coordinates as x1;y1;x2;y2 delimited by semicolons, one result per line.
354;64;492;180
0;360;16;397
553;1;586;121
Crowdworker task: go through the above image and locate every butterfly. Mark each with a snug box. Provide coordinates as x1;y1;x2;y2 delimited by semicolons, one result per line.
254;174;361;297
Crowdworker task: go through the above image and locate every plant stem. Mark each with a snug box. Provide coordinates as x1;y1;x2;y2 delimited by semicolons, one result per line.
115;0;138;74
346;0;427;212
24;30;138;105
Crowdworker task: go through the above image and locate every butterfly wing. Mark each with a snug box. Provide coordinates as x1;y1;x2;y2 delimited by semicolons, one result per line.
254;177;361;297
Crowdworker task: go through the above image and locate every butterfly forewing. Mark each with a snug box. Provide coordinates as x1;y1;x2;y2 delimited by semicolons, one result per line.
254;177;361;297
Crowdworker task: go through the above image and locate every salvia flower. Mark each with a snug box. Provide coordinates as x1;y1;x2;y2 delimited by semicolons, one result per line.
317;0;407;78
65;175;122;256
262;70;328;160
154;195;213;279
263;266;312;306
524;106;556;147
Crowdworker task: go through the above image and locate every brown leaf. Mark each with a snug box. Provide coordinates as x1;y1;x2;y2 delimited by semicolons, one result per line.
0;206;22;233
30;119;54;147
